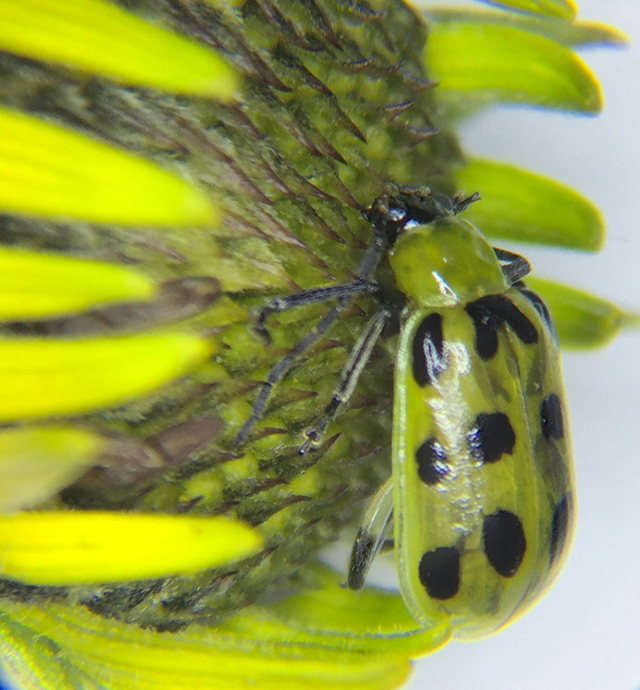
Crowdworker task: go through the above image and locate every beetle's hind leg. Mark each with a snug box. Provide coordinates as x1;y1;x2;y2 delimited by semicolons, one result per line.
348;476;394;590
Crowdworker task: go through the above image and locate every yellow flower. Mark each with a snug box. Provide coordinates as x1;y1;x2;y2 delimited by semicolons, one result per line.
0;0;636;688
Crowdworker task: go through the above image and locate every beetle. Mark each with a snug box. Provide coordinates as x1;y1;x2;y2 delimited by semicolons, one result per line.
237;188;574;639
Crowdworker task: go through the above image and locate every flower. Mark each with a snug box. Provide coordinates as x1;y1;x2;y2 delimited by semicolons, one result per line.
0;1;636;688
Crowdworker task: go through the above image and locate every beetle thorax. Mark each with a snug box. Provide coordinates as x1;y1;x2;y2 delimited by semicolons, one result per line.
388;217;508;308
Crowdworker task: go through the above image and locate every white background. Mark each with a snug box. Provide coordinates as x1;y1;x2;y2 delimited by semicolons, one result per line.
409;1;640;689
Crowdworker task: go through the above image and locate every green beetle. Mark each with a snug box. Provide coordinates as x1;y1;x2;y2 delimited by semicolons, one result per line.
239;188;575;640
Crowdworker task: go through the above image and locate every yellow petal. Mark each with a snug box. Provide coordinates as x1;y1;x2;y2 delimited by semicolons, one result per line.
0;332;213;421
457;157;605;250
0;600;412;690
0;107;217;226
0;248;157;320
0;427;103;511
0;608;103;690
528;277;640;350
0;512;263;584
244;564;451;657
425;7;628;49
474;0;576;19
426;20;602;114
0;568;450;689
0;0;238;98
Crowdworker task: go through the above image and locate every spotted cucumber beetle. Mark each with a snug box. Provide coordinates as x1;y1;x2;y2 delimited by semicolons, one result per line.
236;188;575;640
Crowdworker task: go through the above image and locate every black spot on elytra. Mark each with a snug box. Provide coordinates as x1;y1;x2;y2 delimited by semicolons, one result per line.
550;493;572;566
518;288;555;336
416;437;449;485
468;412;516;464
465;294;538;360
541;393;564;441
493;295;539;344
464;300;500;360
412;313;445;387
419;546;460;600
483;510;527;578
